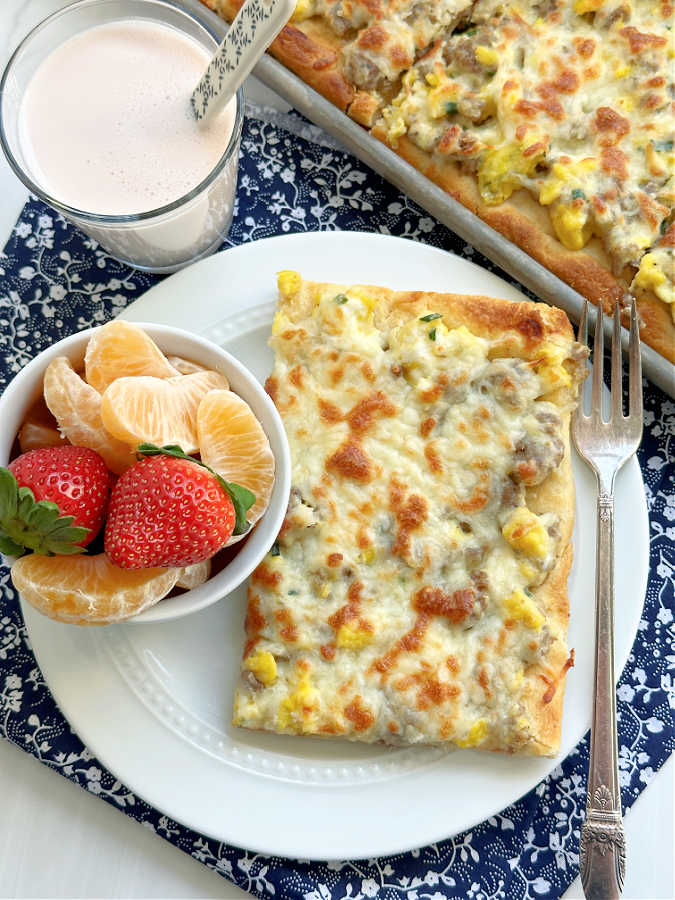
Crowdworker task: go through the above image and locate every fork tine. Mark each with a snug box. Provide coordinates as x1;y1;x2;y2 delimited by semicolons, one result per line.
578;299;588;345
611;303;623;419
629;298;642;419
591;303;604;417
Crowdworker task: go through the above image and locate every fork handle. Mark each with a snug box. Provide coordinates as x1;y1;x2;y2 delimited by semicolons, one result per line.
580;490;626;900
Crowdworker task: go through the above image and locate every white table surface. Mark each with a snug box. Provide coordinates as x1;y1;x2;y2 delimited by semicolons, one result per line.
0;3;672;898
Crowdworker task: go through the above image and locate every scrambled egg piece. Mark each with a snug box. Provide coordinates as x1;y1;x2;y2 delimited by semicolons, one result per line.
535;346;573;393
336;623;374;650
244;650;278;686
455;719;488;747
502;589;545;631
550;203;593;252
277;666;319;731
478;143;546;205
502;507;550;559
632;250;675;313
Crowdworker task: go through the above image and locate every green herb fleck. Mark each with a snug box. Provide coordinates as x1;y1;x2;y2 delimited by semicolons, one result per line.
445;101;459;115
428;327;437;341
655;139;674;152
465;26;478;35
660;218;670;235
571;188;586;200
524;588;533;597
333;293;349;304
419;312;442;322
270;542;280;556
288;589;299;596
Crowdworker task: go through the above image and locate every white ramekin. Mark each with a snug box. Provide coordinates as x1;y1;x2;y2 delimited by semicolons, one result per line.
0;322;291;624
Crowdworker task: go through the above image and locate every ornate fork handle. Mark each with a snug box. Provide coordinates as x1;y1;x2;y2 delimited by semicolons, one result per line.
579;488;626;900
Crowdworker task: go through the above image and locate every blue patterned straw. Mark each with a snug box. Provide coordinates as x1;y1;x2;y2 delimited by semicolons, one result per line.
191;0;295;122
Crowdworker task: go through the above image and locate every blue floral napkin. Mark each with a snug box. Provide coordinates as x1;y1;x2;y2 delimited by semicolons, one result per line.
0;107;673;900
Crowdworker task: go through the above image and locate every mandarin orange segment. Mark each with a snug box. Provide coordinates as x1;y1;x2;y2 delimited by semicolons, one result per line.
197;389;275;529
176;559;211;590
18;422;68;453
43;357;137;474
167;356;214;376
100;370;229;454
84;320;180;393
11;553;179;625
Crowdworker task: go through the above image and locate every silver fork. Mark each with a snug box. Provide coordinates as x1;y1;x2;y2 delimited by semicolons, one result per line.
572;299;643;900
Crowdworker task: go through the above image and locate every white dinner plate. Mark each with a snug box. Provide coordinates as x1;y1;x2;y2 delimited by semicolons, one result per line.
21;233;649;860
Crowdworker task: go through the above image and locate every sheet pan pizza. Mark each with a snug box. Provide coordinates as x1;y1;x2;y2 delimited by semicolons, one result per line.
200;0;675;364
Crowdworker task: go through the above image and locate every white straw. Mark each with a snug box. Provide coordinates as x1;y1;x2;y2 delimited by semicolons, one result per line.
191;0;295;123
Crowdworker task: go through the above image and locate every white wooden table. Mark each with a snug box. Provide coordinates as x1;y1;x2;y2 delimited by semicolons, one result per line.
0;3;672;898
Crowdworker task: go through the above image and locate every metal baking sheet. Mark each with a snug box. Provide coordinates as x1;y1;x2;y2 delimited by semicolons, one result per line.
190;0;674;397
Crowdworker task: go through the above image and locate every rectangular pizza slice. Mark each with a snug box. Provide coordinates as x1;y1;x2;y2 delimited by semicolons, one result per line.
232;272;587;756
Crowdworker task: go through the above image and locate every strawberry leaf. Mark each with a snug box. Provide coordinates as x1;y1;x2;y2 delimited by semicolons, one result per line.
0;466;88;556
136;443;256;536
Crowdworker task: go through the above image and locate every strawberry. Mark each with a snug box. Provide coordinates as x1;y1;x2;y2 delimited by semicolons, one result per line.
105;454;238;569
1;446;111;556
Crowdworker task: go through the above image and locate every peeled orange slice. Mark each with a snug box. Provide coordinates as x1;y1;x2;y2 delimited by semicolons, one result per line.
176;559;211;590
100;370;228;454
18;422;68;453
43;357;136;474
197;389;275;529
167;356;210;376
84;321;179;393
11;553;179;625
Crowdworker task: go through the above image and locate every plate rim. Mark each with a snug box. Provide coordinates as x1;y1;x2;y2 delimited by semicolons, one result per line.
21;232;650;859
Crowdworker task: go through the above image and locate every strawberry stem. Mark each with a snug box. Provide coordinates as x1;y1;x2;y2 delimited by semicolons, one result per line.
0;467;89;556
135;443;256;536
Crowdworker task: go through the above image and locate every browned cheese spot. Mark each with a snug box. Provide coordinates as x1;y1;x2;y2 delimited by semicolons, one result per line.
344;695;375;731
424;441;443;474
420;373;449;403
620;25;667;54
389;479;429;557
289;365;304;388
318;398;343;424
412;586;475;624
346;390;396;434
361;361;376;382
275;608;298;643
370;615;430;677
326;440;373;483
420;416;436;438
328;581;364;631
251;562;282;588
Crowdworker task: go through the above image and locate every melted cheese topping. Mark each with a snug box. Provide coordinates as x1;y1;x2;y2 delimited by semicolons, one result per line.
379;0;675;319
233;274;583;753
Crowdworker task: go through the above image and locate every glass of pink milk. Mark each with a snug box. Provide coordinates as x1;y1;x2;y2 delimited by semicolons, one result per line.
0;0;244;272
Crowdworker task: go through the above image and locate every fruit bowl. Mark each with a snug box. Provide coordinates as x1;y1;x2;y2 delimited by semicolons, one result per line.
0;322;291;624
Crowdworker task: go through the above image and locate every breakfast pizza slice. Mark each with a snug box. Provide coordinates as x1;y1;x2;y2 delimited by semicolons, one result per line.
232;271;586;756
